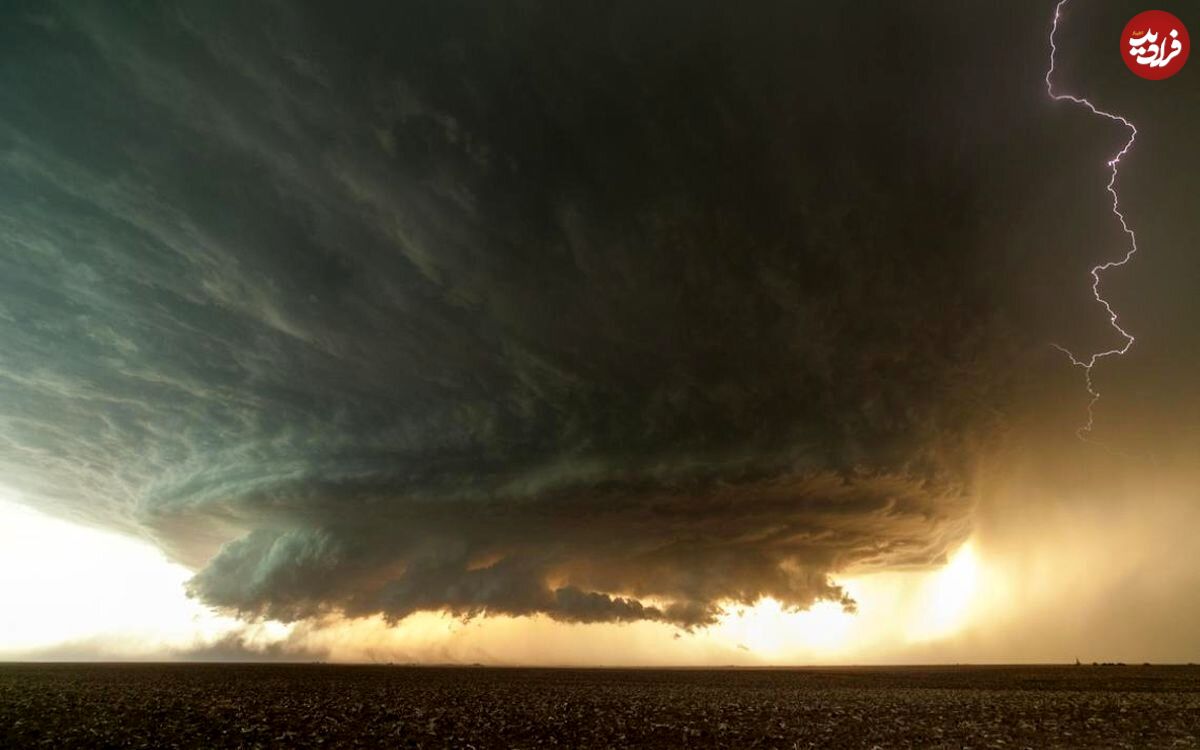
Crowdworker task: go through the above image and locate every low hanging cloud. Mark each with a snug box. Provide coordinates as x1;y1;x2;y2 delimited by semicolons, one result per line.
0;1;1033;630
187;473;962;628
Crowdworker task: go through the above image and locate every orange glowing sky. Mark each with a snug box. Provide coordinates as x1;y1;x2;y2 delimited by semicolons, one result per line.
7;460;1194;666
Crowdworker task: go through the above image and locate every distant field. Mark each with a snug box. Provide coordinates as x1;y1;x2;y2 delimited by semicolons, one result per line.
2;664;1198;748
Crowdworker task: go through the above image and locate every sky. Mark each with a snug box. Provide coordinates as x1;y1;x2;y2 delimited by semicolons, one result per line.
0;0;1198;664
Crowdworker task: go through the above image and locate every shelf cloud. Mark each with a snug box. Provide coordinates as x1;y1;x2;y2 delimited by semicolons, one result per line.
0;1;1028;628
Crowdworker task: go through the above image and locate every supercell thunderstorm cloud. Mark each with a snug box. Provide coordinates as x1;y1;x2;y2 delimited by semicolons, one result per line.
0;0;1081;631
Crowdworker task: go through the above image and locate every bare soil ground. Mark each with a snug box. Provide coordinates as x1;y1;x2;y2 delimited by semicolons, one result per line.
1;663;1198;748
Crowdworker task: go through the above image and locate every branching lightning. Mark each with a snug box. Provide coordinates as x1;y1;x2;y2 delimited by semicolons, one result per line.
1046;0;1139;439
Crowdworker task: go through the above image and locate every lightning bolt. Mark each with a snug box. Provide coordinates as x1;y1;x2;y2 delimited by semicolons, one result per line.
1046;0;1139;440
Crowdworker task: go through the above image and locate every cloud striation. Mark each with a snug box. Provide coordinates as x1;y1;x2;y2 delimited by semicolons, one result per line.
0;1;1026;629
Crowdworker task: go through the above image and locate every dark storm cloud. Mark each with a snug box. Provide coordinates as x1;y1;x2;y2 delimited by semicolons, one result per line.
0;1;1042;627
187;473;947;626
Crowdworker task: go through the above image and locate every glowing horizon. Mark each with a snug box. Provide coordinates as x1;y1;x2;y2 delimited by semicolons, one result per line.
0;490;1004;665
